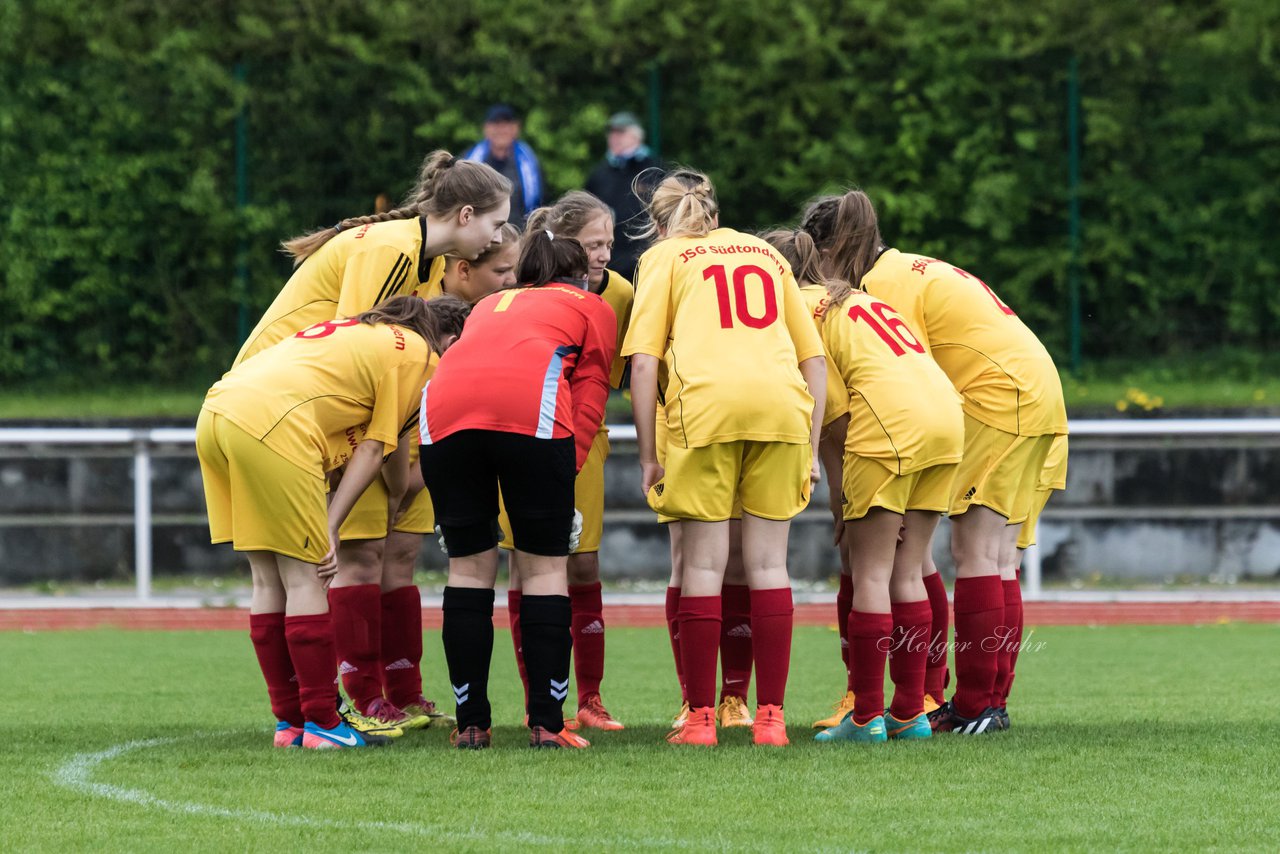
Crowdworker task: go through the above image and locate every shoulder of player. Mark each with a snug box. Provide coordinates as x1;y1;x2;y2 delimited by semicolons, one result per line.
601;268;634;297
338;218;420;256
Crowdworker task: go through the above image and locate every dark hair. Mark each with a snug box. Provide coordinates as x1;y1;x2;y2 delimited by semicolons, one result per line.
799;190;884;292
354;294;471;354
515;231;589;287
282;150;512;266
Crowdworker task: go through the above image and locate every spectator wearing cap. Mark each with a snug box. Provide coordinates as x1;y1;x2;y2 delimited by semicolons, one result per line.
464;104;545;228
584;112;663;280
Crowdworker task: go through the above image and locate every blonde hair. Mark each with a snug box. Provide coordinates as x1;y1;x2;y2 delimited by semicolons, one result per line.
282;150;512;267
631;167;718;241
354;294;471;355
799;190;884;302
525;191;612;240
760;227;857;308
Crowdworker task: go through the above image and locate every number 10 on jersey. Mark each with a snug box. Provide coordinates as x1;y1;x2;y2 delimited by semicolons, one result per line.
704;264;779;329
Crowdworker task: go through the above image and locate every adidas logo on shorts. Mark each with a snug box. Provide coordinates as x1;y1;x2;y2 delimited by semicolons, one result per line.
580;620;604;635
384;658;414;671
964;486;977;500
654;483;665;496
727;623;752;639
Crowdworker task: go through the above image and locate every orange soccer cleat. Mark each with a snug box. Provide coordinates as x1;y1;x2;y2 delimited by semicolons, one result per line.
667;706;717;746
752;704;790;747
576;694;625;731
529;725;591;749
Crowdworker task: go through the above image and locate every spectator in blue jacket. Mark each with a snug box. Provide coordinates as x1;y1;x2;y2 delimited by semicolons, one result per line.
464;104;544;228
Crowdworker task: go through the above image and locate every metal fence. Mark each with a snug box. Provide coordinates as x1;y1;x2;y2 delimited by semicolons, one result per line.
2;419;1278;602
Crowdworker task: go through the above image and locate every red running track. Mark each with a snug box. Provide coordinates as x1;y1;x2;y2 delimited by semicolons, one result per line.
3;601;1279;632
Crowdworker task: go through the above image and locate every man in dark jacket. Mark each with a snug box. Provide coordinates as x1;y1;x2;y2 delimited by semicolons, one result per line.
584;112;662;280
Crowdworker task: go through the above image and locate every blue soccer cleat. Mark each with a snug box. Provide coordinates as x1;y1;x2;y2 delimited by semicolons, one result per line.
301;720;392;749
884;711;932;740
814;712;887;743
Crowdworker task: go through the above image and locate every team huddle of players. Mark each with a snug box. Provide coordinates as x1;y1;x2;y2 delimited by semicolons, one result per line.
195;148;1066;750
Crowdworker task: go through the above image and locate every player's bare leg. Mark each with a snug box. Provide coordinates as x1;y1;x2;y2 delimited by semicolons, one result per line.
942;507;1008;733
718;519;754;727
883;511;940;739
739;514;793;746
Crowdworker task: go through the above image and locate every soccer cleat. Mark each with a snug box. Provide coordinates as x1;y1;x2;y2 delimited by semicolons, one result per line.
400;695;456;730
339;700;405;739
752;704;789;746
995;707;1010;731
274;721;304;748
923;693;942;715
885;711;932;740
667;706;717;746
812;690;857;728
815;712;887;743
302;720;391;749
936;705;1003;735
576;694;625;731
927;699;952;732
529;725;591;749
717;694;754;728
670;701;691;730
449;726;492;749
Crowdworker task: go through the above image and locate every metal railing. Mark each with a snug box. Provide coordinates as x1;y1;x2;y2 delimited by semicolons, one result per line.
2;419;1278;602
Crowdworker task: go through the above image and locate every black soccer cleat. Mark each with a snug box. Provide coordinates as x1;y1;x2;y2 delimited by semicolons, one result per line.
927;700;953;733
936;705;1003;735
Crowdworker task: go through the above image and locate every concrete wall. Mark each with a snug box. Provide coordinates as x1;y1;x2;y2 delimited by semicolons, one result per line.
2;431;1278;583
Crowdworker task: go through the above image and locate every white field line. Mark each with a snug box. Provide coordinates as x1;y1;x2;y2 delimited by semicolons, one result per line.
51;734;696;850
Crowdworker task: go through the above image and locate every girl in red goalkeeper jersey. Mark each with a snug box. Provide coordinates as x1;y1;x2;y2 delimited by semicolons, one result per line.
623;169;828;747
197;295;469;749
499;192;632;732
419;232;617;749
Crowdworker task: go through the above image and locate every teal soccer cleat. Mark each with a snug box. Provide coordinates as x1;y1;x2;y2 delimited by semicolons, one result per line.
814;712;887;743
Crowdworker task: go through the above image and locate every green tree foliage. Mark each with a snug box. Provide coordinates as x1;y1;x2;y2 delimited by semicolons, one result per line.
1;0;1277;383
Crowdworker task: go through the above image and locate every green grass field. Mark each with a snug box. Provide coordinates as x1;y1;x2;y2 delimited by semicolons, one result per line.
7;624;1279;851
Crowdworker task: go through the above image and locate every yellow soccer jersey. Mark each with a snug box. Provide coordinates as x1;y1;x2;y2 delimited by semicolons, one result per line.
622;228;824;448
799;285;851;427
861;249;1067;437
822;290;965;474
1039;433;1069;490
234;217;447;365
596;268;635;390
206;319;429;474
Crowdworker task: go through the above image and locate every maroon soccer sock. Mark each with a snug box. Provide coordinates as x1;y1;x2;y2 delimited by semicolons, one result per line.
665;585;686;701
952;575;1005;718
719;584;753;701
507;589;529;707
996;578;1024;708
837;573;855;692
327;584;383;713
849;610;893;724
888;600;932;721
922;571;950;702
249;612;303;727
569;582;605;705
379;586;423;708
750;587;794;708
677;595;721;710
284;613;342;729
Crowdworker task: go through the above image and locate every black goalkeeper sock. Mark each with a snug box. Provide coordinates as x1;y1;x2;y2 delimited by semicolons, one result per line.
520;594;573;733
441;586;495;731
